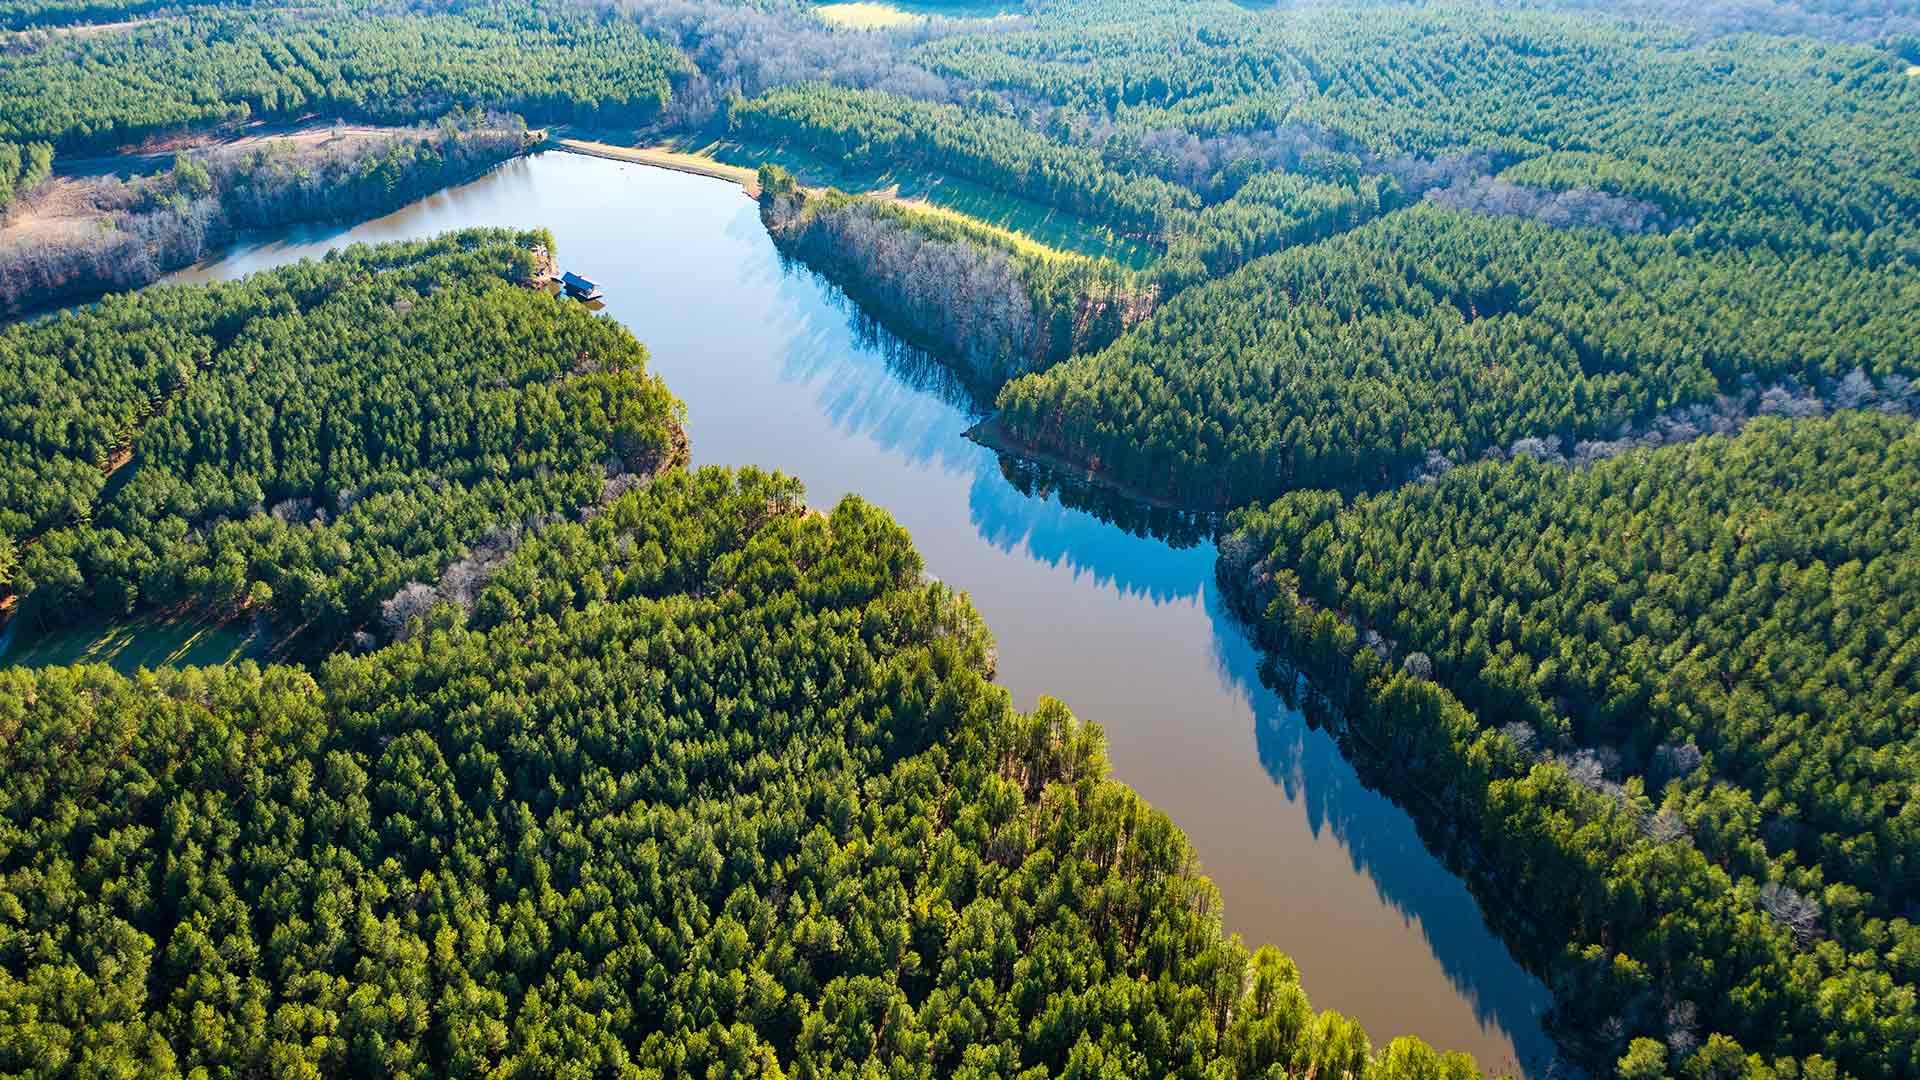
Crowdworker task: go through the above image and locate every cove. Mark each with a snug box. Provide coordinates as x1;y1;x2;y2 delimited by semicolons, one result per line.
166;151;1557;1076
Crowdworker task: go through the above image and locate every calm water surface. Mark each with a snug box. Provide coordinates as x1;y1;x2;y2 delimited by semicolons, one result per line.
170;152;1556;1075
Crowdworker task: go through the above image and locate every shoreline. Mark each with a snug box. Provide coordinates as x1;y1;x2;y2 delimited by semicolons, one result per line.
5;134;533;319
962;414;1226;517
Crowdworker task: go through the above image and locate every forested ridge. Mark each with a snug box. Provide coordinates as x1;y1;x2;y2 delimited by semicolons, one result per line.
996;204;1920;506
1223;411;1920;1078
910;0;1920;245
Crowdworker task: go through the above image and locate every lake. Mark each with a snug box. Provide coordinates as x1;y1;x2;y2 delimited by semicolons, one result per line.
166;150;1557;1074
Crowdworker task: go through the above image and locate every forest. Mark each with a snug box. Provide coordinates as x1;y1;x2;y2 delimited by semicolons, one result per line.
995;204;1920;506
0;3;687;151
3;0;1920;1076
1222;411;1920;1078
0;229;684;656
0;137;50;212
909;0;1919;246
0;263;1482;1073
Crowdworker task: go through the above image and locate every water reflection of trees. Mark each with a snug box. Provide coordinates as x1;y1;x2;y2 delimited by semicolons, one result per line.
765;259;984;476
990;451;1218;548
784;255;987;412
780;253;1226;548
963;460;1214;605
1202;585;1565;1078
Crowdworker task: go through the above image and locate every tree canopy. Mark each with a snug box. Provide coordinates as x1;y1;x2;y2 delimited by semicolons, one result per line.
1;229;683;654
1224;410;1920;1078
0;465;1483;1080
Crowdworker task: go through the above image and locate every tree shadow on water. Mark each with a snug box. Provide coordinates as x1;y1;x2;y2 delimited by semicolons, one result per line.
763;261;993;475
962;456;1217;605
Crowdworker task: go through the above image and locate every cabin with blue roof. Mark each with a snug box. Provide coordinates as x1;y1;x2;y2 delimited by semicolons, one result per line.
561;272;602;300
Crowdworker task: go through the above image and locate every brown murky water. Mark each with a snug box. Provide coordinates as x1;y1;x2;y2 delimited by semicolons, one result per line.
169;151;1557;1075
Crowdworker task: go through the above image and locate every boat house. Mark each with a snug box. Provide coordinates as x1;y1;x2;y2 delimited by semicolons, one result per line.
561;272;603;300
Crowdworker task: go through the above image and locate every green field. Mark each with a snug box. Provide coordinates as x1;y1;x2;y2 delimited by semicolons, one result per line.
682;135;1158;268
812;0;1018;28
0;613;268;671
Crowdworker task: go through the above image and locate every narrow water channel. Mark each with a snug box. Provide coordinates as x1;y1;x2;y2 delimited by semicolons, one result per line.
167;151;1557;1074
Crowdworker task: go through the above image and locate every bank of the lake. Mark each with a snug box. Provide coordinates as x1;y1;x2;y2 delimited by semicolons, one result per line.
158;151;1556;1075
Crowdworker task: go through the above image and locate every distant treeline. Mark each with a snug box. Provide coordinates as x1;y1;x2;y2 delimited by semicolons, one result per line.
596;0;983;125
0;0;251;29
758;166;1154;393
1470;0;1920;43
0;113;529;313
0;4;686;152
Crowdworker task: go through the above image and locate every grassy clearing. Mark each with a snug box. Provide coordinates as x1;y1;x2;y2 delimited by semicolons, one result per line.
815;2;922;27
0;613;268;672
678;135;1157;268
878;194;1089;264
885;174;1158;269
812;0;1017;28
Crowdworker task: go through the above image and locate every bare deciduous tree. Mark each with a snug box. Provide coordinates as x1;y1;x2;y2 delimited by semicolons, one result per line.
1426;175;1668;233
1757;881;1823;945
380;581;439;641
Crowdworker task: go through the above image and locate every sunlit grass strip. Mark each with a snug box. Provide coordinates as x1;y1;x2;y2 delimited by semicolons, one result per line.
880;195;1091;264
814;2;922;28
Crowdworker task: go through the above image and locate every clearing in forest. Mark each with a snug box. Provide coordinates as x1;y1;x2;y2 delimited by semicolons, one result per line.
815;2;922;27
0;614;266;672
813;1;1017;28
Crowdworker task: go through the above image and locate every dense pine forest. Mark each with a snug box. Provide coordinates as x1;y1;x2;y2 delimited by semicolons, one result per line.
3;0;1919;1076
0;4;685;150
1;229;684;654
998;206;1920;504
1222;412;1920;1078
